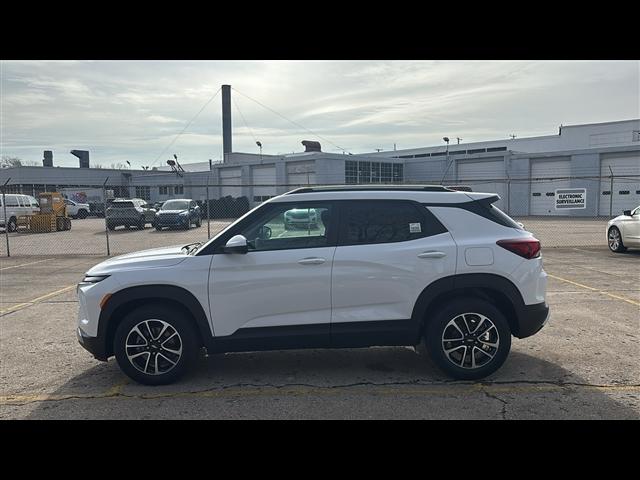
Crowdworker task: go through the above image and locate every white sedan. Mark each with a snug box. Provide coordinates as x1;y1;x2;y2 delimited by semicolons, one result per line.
607;205;640;252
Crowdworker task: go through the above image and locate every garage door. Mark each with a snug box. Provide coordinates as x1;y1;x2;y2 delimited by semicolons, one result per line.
457;159;506;209
220;168;242;198
530;159;571;216
252;165;277;202
287;161;316;187
599;155;640;216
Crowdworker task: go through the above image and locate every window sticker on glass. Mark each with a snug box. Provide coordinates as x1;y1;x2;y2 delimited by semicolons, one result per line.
409;222;422;233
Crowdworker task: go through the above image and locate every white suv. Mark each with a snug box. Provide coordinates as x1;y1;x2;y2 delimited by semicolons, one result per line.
77;186;549;385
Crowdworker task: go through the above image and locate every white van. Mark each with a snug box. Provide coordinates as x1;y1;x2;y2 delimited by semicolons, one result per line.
0;194;40;232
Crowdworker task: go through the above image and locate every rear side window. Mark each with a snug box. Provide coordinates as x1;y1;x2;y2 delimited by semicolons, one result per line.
112;201;134;208
338;200;447;246
6;195;19;207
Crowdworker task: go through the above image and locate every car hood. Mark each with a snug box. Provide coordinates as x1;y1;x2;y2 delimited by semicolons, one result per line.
87;245;188;274
608;214;627;225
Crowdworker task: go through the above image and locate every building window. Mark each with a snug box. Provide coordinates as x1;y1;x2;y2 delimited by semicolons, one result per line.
392;163;403;183
159;186;170;195
253;195;274;203
345;160;358;184
135;186;151;200
358;162;371;184
371;162;381;183
174;185;184;195
381;163;393;183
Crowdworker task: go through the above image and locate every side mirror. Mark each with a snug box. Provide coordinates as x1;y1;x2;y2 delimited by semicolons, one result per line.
623;210;631;216
224;234;248;254
516;222;525;229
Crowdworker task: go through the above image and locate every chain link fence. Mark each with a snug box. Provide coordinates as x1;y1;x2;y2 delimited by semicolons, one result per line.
1;176;638;257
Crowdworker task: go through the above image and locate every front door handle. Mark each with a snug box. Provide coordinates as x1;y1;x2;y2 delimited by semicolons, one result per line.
298;257;326;265
418;251;446;259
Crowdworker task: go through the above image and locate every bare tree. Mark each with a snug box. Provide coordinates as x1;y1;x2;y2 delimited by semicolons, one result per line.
1;156;24;168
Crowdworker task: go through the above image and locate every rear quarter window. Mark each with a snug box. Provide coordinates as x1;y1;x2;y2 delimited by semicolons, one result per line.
338;200;448;246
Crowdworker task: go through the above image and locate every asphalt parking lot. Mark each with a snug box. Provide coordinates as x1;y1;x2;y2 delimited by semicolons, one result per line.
1;244;638;419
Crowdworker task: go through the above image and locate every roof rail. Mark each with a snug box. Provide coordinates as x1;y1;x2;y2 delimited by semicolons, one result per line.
285;185;453;194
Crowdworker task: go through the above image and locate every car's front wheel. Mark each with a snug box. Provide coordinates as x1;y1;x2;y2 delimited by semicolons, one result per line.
424;299;512;380
114;305;199;385
608;226;627;253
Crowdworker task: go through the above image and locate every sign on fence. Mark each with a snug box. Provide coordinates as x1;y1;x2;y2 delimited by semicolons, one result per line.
555;188;586;210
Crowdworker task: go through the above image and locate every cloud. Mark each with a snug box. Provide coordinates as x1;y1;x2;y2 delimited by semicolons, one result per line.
1;60;638;167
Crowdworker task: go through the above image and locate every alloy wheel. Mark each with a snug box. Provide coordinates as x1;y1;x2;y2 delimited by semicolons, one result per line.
441;313;500;369
125;319;183;375
608;228;621;251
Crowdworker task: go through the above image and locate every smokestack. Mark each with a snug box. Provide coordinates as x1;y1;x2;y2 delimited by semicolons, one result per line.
43;150;53;167
70;149;90;168
222;85;232;160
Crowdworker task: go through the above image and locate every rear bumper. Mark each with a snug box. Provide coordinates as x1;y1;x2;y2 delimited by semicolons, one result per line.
515;301;550;338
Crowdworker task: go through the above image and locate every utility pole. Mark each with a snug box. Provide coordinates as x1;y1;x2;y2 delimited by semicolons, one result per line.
440;137;451;185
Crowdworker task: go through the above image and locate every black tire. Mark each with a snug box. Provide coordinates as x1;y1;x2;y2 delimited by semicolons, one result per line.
7;217;17;233
138;216;145;230
114;304;199;385
77;209;88;219
607;226;627;253
155;225;162;231
424;298;512;380
107;222;116;231
195;217;201;227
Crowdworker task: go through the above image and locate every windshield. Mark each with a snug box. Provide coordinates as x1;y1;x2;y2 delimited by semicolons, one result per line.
111;201;134;208
162;200;189;211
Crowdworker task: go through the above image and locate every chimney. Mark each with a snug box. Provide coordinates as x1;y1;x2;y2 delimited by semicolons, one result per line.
43;150;53;167
222;85;232;160
70;149;90;168
302;140;321;152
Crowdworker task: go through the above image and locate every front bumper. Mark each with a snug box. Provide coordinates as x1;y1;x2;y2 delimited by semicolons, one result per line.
515;301;550;338
77;327;108;361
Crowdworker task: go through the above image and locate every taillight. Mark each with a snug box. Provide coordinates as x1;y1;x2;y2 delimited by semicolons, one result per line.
496;238;541;259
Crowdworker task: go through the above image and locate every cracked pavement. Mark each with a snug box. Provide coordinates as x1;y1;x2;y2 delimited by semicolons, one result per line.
1;247;639;419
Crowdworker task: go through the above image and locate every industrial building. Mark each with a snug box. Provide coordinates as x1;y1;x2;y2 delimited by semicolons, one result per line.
1;84;638;217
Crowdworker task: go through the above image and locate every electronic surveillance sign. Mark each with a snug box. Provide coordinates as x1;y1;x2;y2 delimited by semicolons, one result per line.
555;188;586;210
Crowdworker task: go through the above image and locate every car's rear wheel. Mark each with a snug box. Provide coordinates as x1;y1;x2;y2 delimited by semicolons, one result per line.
114;305;199;385
107;222;116;231
7;217;17;232
424;299;511;380
608;226;627;253
77;209;88;219
195;217;201;227
137;216;146;230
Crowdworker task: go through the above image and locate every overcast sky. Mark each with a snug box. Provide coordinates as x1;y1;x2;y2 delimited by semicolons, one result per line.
1;60;638;168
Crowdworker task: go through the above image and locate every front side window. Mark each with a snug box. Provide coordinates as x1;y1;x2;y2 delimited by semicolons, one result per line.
338;201;433;246
237;203;333;252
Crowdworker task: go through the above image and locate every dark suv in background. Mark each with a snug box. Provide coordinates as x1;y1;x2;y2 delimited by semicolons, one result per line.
106;198;157;230
154;199;202;230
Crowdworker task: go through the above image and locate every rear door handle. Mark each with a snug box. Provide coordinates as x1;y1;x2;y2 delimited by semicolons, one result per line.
418;251;447;259
298;257;326;265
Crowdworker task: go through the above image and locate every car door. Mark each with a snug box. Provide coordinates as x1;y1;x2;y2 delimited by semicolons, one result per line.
330;200;457;346
208;201;337;344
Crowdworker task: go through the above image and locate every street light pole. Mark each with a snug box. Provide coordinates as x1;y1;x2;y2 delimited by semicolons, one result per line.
440;137;451;185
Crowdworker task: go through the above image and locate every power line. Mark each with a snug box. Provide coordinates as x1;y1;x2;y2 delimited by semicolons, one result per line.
149;87;222;168
232;95;258;145
231;87;349;154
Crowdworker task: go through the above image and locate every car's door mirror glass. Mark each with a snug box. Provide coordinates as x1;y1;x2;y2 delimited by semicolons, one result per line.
623;210;631;216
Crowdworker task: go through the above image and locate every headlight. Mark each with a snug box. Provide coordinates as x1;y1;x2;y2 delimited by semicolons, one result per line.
81;275;110;284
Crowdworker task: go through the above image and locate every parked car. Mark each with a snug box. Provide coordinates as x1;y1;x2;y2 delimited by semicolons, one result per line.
154;199;201;230
284;207;318;230
77;185;549;385
0;194;40;232
64;199;90;219
607;205;640;252
105;198;156;230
